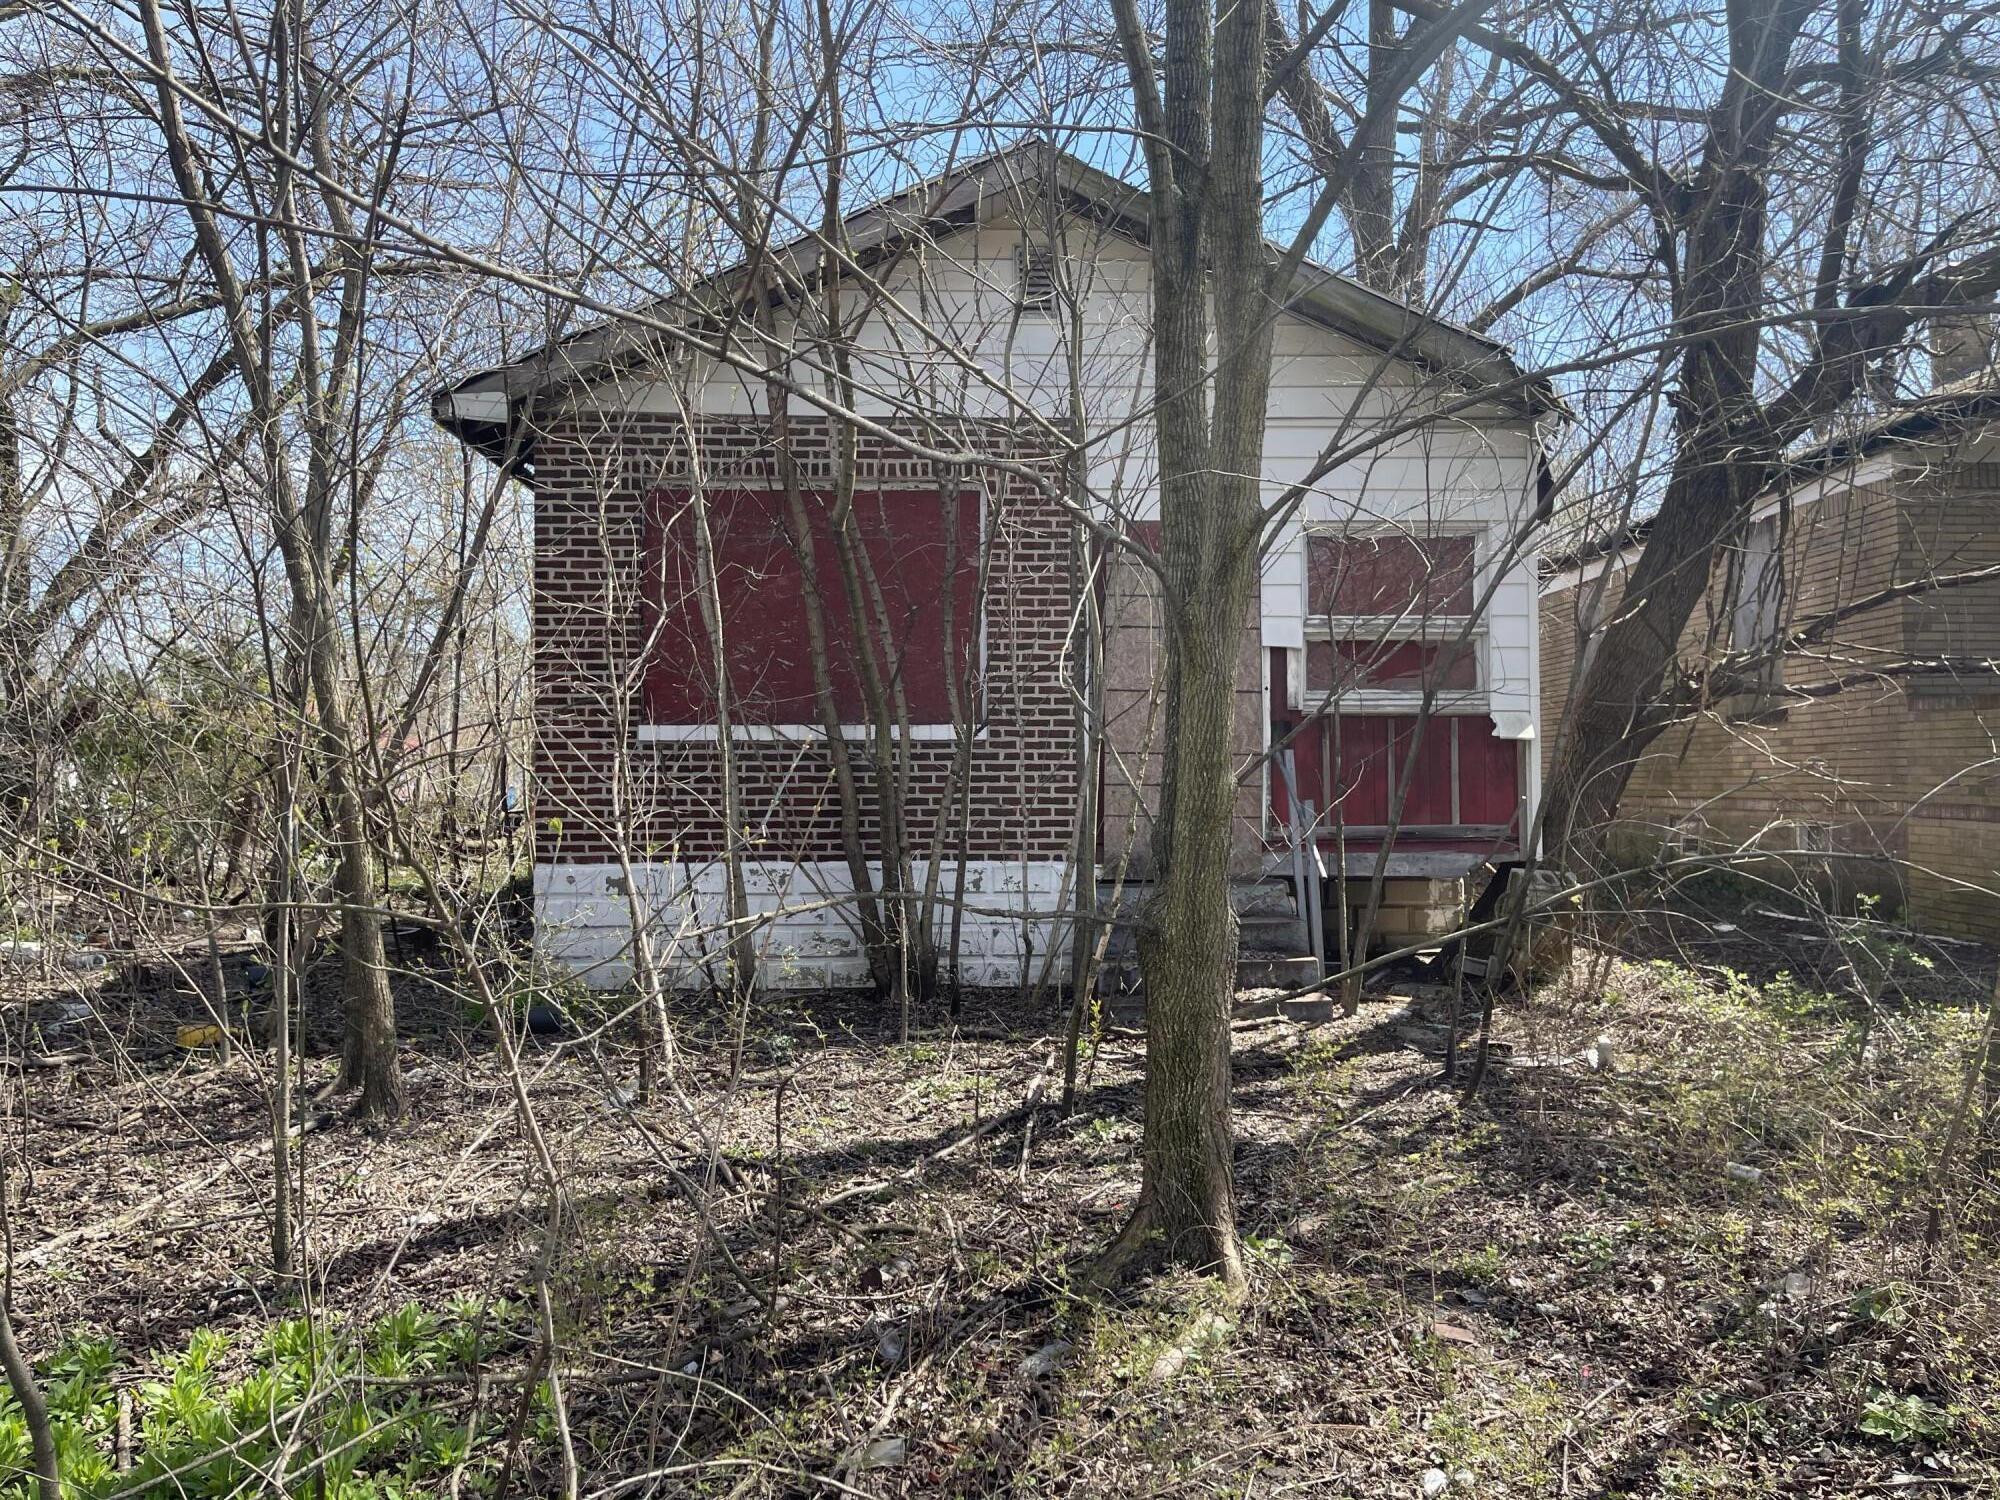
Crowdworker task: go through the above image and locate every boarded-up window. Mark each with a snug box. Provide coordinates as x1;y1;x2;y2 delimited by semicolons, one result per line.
1724;517;1784;704
1307;532;1475;618
643;488;981;727
1728;518;1781;650
1272;712;1521;839
1306;639;1478;693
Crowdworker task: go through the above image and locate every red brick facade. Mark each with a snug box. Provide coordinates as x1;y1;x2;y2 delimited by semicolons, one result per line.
528;410;1080;867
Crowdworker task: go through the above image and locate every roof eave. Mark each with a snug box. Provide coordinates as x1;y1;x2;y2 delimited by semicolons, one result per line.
429;142;1563;455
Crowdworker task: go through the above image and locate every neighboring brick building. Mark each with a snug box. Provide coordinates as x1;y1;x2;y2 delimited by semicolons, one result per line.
1540;389;2000;939
437;145;1554;989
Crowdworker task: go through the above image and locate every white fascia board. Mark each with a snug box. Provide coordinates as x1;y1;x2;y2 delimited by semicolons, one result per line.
1540;548;1634;597
639;723;966;743
448;390;511;424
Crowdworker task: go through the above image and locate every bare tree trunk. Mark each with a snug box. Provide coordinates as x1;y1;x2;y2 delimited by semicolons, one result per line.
1534;0;2000;874
766;395;898;995
682;478;755;1001
807;15;933;1017
926;475;986;1007
1979;966;2000;1156
1115;574;1257;1283
1066;513;1104;1023
0;1157;58;1500
0;1301;55;1500
331;739;403;1117
1349;0;1404;288
139;0;404;1121
1097;0;1277;1292
268;764;298;1285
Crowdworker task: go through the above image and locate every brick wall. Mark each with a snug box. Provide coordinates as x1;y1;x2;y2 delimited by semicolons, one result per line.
527;408;1084;987
530;409;1079;865
1097;532;1270;881
1540;460;2000;940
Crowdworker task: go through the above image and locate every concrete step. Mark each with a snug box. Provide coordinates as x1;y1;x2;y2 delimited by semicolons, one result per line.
1240;913;1308;950
1095;952;1327;1022
1114;986;1336;1026
1234;990;1337;1023
1095;877;1305;956
1236;952;1323;989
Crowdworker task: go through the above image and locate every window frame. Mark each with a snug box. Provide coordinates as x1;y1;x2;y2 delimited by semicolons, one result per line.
1298;524;1489;715
1722;515;1787;714
637;485;989;744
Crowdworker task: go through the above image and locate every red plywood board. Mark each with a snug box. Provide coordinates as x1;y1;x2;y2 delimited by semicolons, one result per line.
1305;638;1479;692
643;488;981;725
1306;533;1475;617
1272;709;1520;848
1457;721;1522;828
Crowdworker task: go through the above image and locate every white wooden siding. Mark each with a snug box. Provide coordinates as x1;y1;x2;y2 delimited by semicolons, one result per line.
580;220;1543;746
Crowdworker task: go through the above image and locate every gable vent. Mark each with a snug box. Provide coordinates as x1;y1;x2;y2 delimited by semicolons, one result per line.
1017;246;1059;311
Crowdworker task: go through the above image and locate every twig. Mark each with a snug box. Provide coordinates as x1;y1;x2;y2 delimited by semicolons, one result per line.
819;1055;1058;1219
1017;1075;1049;1181
23;1112;329;1266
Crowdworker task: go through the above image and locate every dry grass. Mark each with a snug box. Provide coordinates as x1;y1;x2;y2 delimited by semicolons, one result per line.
5;895;1998;1497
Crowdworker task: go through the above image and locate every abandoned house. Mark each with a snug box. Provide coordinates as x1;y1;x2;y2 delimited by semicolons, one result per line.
1540;336;2000;941
434;144;1558;990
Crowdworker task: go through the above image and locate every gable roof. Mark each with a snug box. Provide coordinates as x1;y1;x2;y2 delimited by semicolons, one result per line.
433;141;1558;470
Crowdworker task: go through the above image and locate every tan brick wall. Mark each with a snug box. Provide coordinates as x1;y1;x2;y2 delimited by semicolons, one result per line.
1540;461;2000;940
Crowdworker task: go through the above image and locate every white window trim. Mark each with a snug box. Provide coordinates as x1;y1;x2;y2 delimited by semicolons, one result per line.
640;486;990;748
1307;614;1488;643
1295;523;1492;712
638;721;979;745
1299;621;1489;707
1293;687;1488;717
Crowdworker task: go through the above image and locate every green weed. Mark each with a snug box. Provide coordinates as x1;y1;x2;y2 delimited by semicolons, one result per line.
0;1299;531;1499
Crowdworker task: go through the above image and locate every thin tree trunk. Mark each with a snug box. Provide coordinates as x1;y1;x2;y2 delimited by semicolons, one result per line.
331;734;403;1118
139;0;403;1121
1111;589;1255;1283
1978;966;2000;1158
268;762;297;1286
0;1150;57;1500
765;392;897;994
1098;0;1276;1292
682;479;755;1001
925;474;985;1007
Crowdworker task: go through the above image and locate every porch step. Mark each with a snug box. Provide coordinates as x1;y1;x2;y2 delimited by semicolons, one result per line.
1231;990;1336;1023
1105;982;1334;1027
1240;912;1308;950
1093;874;1322;1021
1094;876;1307;955
1096;949;1322;1023
1237;952;1323;989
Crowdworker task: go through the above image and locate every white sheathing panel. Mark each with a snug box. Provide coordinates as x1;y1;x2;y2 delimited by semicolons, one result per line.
1260;511;1307;649
582;223;1538;575
590;226;1449;429
535;861;1073;991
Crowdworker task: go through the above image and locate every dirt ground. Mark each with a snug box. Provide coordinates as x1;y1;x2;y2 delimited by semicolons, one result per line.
4;891;1998;1497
